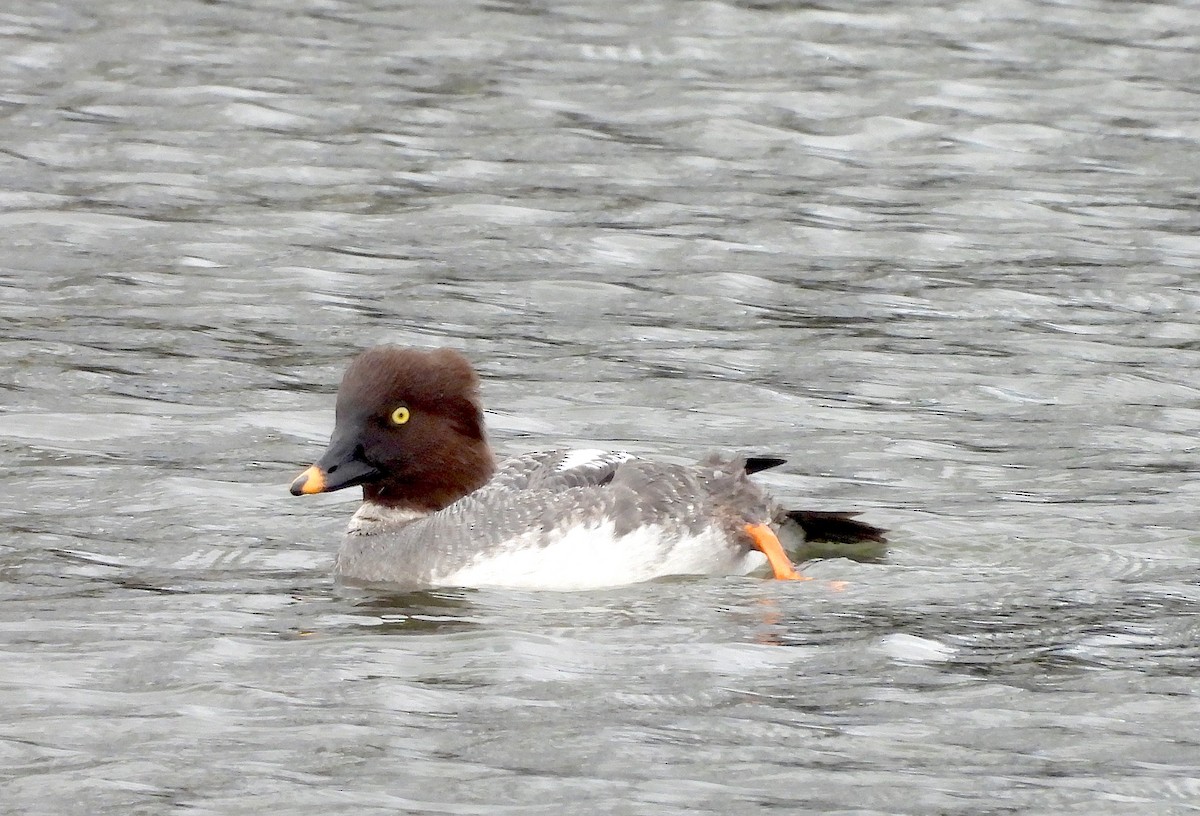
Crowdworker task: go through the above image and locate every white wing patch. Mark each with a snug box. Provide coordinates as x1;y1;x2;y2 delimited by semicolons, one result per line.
555;448;633;472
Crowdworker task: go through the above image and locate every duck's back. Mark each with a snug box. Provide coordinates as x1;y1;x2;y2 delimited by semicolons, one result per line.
333;450;772;589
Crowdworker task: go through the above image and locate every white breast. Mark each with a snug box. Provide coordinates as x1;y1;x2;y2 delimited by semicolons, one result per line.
430;520;766;591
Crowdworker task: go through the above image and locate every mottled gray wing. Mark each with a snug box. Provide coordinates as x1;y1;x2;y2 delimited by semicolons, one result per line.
479;449;635;494
438;453;771;545
604;455;774;534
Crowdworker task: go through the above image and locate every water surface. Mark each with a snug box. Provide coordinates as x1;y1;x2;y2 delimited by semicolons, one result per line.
2;0;1199;813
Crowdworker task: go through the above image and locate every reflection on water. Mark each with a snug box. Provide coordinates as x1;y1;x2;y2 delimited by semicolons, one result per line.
3;0;1200;812
343;589;482;636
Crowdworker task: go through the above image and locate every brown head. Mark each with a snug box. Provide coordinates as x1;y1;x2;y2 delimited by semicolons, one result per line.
290;346;496;512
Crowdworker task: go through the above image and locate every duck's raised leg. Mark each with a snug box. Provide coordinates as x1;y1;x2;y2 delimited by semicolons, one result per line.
744;523;812;581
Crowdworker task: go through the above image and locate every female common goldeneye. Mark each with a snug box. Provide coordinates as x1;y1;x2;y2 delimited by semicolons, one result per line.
290;345;885;590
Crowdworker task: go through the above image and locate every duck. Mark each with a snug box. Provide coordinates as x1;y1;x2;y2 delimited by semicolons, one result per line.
290;345;886;590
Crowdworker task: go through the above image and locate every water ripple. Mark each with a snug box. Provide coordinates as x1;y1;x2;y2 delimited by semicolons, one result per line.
3;0;1200;813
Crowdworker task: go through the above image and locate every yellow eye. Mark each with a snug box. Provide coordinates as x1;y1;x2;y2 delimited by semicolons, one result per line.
390;406;410;425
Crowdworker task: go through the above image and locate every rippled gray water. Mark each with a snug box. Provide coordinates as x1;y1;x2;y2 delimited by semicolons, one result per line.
3;0;1200;813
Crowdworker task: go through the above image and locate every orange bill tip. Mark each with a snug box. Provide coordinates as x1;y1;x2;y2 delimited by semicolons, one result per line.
744;522;811;581
290;464;327;496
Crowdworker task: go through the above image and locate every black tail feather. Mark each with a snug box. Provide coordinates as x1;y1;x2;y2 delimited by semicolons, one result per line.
743;456;787;475
745;457;888;547
787;510;888;544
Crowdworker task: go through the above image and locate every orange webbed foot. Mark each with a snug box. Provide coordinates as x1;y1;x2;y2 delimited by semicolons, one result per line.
744;523;812;581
